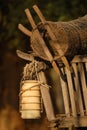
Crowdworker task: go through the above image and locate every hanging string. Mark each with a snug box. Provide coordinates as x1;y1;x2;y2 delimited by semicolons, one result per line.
20;60;51;95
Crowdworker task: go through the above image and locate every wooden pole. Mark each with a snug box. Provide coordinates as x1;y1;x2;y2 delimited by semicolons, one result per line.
38;71;56;121
38;71;58;130
18;23;31;37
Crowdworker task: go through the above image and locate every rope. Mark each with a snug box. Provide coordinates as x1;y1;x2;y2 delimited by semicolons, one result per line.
34;60;51;89
19;83;41;96
19;60;51;97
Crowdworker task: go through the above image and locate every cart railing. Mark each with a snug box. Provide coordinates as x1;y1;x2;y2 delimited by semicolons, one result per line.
58;55;87;129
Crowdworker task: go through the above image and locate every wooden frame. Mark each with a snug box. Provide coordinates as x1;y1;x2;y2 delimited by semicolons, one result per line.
17;5;87;130
58;55;87;129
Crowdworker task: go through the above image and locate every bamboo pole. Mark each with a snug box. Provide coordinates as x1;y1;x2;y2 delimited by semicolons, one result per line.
18;23;31;36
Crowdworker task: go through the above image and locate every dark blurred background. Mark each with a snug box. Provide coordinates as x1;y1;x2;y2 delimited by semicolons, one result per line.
0;0;87;130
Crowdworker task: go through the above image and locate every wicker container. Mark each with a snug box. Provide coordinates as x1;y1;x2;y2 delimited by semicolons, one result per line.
19;80;42;119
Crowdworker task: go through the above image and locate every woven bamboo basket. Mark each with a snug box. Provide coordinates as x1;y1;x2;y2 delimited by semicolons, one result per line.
19;80;42;119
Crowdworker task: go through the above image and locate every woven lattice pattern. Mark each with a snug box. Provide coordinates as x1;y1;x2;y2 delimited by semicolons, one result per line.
31;15;87;61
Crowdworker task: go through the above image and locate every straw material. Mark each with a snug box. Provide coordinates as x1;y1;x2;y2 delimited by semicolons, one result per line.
30;15;87;61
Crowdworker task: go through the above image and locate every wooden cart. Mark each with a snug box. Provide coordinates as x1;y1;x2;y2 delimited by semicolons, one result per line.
55;55;87;130
17;5;87;130
39;55;87;130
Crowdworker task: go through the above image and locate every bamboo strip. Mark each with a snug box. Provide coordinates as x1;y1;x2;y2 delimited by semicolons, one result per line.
18;23;31;36
78;63;87;115
60;69;70;117
85;63;87;71
65;67;77;117
72;63;84;116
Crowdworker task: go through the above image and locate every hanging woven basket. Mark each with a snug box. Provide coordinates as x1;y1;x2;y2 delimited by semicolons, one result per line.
19;80;42;119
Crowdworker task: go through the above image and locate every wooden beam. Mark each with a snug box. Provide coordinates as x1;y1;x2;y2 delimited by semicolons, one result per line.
58;116;87;128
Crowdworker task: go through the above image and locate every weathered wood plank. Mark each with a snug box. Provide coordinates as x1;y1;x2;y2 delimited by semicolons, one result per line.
71;55;87;63
72;63;84;116
58;116;87;128
38;71;56;121
78;63;87;115
85;62;87;71
65;67;77;117
60;68;70;117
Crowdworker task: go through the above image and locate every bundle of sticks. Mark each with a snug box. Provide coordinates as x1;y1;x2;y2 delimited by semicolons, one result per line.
17;5;87;77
